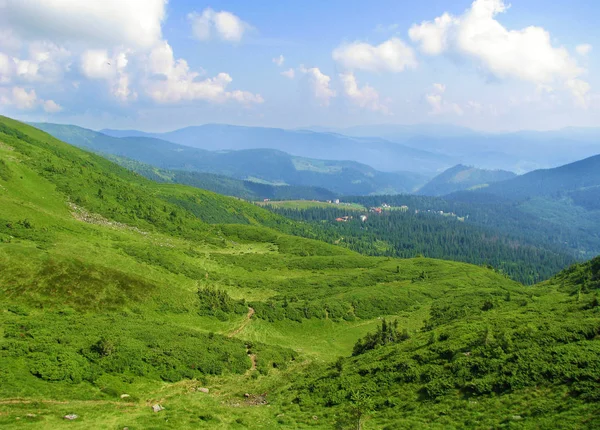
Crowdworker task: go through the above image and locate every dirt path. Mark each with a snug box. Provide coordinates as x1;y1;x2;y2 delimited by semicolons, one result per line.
228;307;255;338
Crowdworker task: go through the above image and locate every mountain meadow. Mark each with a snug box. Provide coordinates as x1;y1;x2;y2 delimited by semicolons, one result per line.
0;116;599;429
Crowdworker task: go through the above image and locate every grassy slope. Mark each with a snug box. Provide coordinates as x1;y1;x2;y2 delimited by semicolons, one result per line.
0;117;598;428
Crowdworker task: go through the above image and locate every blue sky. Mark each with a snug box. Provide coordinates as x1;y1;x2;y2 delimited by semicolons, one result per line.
0;0;598;131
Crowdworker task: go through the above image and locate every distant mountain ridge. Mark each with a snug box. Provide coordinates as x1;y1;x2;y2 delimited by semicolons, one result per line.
101;124;453;174
35;123;428;196
417;164;516;196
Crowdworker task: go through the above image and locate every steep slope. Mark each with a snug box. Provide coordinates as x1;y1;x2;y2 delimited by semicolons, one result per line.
286;256;600;429
417;164;516;196
101;123;453;173
463;153;600;201
35;123;427;195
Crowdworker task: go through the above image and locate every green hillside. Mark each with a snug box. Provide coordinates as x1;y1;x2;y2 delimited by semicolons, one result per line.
0;117;598;429
104;155;338;201
417;164;516;196
32;122;427;196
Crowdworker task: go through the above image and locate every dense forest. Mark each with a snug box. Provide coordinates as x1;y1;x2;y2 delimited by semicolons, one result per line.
264;204;575;284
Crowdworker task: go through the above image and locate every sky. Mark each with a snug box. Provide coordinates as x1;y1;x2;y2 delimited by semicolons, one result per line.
0;0;598;132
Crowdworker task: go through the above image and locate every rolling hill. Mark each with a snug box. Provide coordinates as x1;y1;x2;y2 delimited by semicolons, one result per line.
100;124;453;174
417;164;516;196
34;123;428;196
0;116;598;429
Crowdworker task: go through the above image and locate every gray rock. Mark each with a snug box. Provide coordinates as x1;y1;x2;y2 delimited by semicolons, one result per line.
197;387;209;394
63;414;79;420
152;404;164;413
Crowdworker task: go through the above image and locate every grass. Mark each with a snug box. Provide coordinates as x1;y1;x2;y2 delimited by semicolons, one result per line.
0;116;599;428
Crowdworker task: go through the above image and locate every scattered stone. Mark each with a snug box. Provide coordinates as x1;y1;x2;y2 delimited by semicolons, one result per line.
152;404;164;413
63;414;79;420
26;414;36;418
120;394;130;399
244;393;250;398
197;387;209;394
512;415;523;421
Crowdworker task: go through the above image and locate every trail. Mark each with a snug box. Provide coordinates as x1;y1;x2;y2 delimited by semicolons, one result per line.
228;307;255;338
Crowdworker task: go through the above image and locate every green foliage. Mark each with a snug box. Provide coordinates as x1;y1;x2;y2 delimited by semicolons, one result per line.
352;319;409;356
197;287;247;317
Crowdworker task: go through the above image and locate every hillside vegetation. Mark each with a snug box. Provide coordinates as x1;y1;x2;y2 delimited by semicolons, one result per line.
0;117;598;429
417;164;516;196
33;123;427;195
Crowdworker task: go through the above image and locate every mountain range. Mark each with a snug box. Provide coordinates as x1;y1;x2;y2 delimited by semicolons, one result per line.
34;123;428;196
1;116;599;428
417;164;516;196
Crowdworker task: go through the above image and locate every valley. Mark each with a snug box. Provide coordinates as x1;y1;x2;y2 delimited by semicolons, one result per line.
0;117;599;428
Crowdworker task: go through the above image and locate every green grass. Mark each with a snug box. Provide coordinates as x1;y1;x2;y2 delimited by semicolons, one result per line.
0;116;599;429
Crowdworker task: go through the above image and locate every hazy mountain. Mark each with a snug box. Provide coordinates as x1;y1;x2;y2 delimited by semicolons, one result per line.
101;124;453;173
417;164;516;196
35;123;428;196
458;154;600;201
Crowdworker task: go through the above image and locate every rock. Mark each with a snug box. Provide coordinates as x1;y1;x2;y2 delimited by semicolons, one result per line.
244;393;250;398
120;394;130;399
512;415;523;421
26;414;36;418
196;387;209;394
152;404;164;413
63;414;79;420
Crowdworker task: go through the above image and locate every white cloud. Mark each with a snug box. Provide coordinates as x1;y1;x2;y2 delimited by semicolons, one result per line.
409;0;588;105
81;50;114;80
273;55;285;67
409;13;457;55
0;86;60;113
188;8;250;43
0;0;166;49
0;52;15;83
11;87;38;109
339;72;388;113
299;66;336;106
566;78;591;108
43;99;62;113
145;41;263;104
281;68;295;79
426;84;463;116
332;38;417;72
576;44;592;56
81;49;136;101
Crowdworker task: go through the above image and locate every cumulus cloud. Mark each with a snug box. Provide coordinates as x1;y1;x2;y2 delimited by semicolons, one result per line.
81;49;136;101
145;41;263;104
409;0;589;105
273;55;285;66
339;72;388;113
0;86;61;112
409;13;457;55
0;0;166;49
43;99;62;113
299;66;336;105
188;8;250;43
281;68;295;79
332;38;417;72
576;44;592;56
